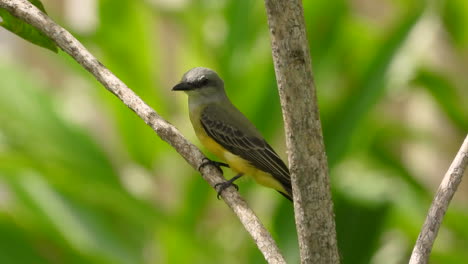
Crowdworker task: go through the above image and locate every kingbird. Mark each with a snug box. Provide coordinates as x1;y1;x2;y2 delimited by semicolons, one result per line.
172;67;292;201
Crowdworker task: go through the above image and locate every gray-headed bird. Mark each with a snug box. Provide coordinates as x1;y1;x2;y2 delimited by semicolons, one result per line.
172;67;292;201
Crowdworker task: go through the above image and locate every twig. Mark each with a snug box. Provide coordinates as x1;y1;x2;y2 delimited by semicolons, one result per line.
263;0;340;263
409;135;468;264
0;0;286;263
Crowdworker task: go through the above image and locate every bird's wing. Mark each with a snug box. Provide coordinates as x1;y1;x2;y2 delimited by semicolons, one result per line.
200;106;291;194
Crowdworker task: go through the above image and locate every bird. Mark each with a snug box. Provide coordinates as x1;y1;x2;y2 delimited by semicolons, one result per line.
172;67;292;201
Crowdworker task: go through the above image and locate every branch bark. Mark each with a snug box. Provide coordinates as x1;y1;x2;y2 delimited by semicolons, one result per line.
0;0;286;263
409;135;468;264
264;1;340;263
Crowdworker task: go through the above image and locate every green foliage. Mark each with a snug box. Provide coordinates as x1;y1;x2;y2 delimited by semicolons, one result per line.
0;0;467;263
0;0;57;52
442;0;468;49
324;6;424;166
335;194;390;264
412;69;468;131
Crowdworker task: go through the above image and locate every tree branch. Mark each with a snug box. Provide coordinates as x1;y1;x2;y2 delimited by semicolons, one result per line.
0;0;286;263
409;135;468;264
264;1;340;263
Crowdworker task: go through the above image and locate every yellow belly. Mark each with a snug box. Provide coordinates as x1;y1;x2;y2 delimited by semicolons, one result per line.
197;130;287;193
189;106;286;193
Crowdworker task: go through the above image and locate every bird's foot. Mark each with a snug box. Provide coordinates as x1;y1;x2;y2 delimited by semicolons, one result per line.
214;173;243;199
198;158;229;174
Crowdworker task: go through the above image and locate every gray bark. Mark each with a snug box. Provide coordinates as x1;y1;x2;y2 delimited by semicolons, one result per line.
264;0;340;263
409;135;468;264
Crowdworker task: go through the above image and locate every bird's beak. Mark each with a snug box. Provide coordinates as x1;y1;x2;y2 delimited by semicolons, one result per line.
172;82;192;91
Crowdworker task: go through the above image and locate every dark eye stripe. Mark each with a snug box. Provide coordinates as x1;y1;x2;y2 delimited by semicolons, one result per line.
192;78;210;89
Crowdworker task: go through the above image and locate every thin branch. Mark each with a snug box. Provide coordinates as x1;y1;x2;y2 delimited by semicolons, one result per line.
263;1;340;263
409;134;468;264
0;0;286;263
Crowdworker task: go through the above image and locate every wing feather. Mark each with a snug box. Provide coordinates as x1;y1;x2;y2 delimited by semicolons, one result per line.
200;107;291;195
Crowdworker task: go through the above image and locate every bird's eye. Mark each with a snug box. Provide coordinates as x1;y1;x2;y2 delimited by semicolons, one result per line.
200;78;208;86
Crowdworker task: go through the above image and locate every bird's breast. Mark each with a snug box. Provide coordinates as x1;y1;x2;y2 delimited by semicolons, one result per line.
189;104;256;175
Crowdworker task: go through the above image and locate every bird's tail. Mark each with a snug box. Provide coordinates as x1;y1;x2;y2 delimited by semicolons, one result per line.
277;190;292;201
277;181;293;201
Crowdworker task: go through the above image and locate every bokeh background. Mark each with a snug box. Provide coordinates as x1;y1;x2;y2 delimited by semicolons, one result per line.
0;0;467;263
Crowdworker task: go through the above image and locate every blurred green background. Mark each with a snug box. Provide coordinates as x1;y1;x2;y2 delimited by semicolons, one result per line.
0;0;467;263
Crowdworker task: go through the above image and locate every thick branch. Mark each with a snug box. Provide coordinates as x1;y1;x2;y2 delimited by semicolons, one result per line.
264;1;340;263
409;135;468;264
0;0;286;263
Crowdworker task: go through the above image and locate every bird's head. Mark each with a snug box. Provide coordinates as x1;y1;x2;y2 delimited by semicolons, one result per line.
172;67;226;99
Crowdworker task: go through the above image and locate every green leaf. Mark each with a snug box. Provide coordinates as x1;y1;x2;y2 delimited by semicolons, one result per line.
412;69;468;131
0;216;50;264
0;63;160;263
272;201;299;264
10;172;140;264
94;0;166;167
441;0;468;49
0;0;58;52
368;123;429;197
27;0;47;12
334;192;390;264
323;7;424;167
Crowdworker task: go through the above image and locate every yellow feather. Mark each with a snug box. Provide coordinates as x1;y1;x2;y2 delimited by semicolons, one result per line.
190;106;287;194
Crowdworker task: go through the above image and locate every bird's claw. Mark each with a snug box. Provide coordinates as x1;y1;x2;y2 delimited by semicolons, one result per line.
214;181;239;199
198;158;229;174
